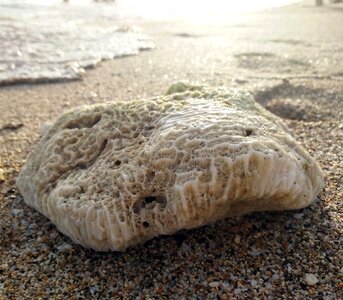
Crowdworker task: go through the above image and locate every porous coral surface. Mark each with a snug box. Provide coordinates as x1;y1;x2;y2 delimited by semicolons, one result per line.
17;85;324;251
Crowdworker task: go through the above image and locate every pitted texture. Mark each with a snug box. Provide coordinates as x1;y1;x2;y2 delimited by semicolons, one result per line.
17;85;324;251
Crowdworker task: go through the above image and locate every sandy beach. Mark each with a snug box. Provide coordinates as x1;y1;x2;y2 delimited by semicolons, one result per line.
0;0;342;298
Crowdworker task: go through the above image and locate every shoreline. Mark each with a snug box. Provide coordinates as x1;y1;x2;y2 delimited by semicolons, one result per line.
0;1;342;299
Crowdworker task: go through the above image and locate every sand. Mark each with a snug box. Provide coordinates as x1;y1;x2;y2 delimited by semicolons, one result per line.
0;1;342;299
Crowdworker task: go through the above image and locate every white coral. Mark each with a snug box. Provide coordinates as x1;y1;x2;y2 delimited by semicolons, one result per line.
17;84;324;251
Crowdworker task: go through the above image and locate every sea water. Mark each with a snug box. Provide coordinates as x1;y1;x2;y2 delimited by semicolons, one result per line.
0;0;153;85
0;0;299;85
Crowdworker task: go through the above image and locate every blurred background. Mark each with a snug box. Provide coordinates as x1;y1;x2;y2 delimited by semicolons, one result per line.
2;0;342;85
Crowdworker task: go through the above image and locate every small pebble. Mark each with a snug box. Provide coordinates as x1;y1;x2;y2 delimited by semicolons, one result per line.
265;282;272;289
249;248;262;256
89;286;98;295
234;288;241;295
234;235;241;244
304;273;319;286
209;281;220;288
221;281;230;289
250;279;258;287
6;187;16;194
11;209;24;216
271;274;280;281
56;243;73;252
293;213;304;219
0;263;9;271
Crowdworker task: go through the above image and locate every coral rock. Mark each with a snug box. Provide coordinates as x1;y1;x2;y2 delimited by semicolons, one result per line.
17;84;324;251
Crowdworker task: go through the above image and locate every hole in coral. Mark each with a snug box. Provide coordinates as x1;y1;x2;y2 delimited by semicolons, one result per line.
144;196;156;204
144;195;167;207
77;162;88;169
144;126;155;131
133;195;167;214
142;125;155;137
132;200;142;214
245;129;254;136
67;137;78;145
65;114;102;129
114;160;121;166
146;170;155;181
99;139;108;155
119;213;125;223
75;139;107;170
143;221;150;228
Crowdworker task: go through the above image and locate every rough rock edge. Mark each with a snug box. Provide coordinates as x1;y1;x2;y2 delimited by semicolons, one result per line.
17;83;324;251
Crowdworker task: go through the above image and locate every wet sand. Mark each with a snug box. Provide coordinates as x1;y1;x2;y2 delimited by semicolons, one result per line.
0;1;342;299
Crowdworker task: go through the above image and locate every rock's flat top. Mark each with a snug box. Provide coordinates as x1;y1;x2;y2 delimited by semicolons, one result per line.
17;84;323;251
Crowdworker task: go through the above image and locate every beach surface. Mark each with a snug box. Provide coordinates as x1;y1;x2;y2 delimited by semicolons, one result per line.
0;1;342;299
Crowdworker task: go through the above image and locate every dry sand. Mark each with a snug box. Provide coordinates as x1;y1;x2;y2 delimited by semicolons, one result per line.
0;1;342;299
